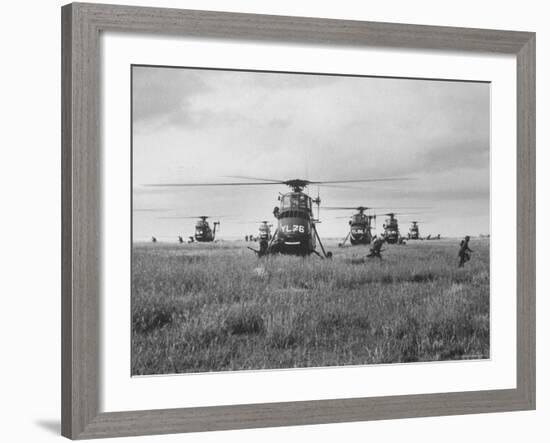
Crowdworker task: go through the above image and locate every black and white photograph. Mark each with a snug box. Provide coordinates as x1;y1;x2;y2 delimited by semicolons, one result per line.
1;0;543;440
131;65;490;375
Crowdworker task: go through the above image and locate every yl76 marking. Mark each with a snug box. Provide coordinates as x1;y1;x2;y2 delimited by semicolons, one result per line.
280;224;305;233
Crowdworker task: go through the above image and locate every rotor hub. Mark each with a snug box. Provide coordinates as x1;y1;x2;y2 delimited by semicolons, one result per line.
283;179;310;192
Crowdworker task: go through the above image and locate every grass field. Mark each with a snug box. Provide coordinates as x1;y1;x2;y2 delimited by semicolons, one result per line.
131;238;490;375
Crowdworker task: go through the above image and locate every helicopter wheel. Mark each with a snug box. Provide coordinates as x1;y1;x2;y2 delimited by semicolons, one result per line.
326;251;333;259
338;243;343;247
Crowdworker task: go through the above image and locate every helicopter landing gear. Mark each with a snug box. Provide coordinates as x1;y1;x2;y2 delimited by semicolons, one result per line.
338;232;350;248
264;228;281;256
313;225;332;259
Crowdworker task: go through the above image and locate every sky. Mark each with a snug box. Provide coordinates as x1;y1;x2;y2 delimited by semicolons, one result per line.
132;65;490;241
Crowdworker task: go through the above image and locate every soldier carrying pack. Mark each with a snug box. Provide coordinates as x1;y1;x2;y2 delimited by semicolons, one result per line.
367;235;385;259
458;235;473;267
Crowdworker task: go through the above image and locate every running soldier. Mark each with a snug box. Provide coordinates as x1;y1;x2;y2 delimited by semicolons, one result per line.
367;235;385;259
458;235;473;267
247;238;269;258
258;238;269;257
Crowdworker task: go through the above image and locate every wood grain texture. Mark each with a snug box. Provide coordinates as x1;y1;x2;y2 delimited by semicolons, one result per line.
76;389;528;439
61;4;74;437
516;34;536;409
61;2;536;439
62;3;101;438
75;2;532;53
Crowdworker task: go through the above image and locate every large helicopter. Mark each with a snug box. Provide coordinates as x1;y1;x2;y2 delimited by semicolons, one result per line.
408;221;422;240
382;212;425;244
145;176;406;258
258;220;273;241
159;215;220;242
193;216;220;242
325;206;378;246
238;220;274;241
382;213;402;244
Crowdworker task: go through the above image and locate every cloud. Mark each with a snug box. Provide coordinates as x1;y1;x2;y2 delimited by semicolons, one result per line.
131;67;490;238
132;66;211;127
390;185;490;202
420;141;489;173
268;118;292;129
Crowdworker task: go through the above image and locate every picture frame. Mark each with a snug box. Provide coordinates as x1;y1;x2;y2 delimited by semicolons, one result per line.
61;2;535;439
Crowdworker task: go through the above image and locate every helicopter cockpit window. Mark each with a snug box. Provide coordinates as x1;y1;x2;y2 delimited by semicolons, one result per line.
299;195;311;210
280;193;310;212
280;195;291;209
352;214;365;224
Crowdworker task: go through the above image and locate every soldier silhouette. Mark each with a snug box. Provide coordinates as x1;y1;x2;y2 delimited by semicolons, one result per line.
248;238;269;257
178;236;184;244
367;235;385;259
458;236;473;267
258;238;269;257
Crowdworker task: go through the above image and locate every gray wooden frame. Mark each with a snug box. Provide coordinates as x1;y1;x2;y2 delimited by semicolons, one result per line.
61;2;536;439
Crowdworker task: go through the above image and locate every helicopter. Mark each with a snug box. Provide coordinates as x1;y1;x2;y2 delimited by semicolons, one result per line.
237;220;273;241
158;215;221;242
408;221;421;240
145;175;406;258
258;220;273;241
381;211;430;244
193;216;220;242
382;213;401;244
325;206;378;246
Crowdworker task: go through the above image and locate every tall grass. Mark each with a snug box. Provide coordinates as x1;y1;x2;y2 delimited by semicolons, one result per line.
132;239;490;374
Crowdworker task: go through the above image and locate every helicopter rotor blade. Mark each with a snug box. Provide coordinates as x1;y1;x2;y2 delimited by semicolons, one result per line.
380;211;427;217
308;177;412;185
383;207;432;210
144;176;412;189
313;183;369;190
223;175;286;183
323;206;381;210
323;205;429;211
158;217;186;220
234;220;274;224
157;215;226;219
144;181;282;187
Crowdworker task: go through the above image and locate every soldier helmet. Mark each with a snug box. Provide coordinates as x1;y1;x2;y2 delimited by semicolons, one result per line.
465;235;470;241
